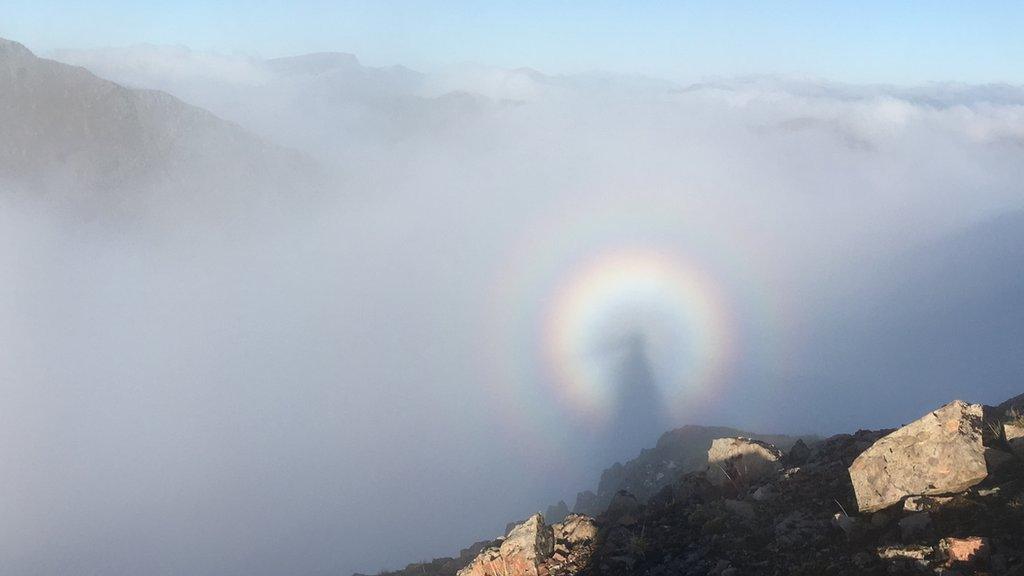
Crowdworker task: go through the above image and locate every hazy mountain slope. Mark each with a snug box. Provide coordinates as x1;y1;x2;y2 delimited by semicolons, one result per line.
877;211;1024;393
49;44;437;162
0;38;316;210
800;210;1024;419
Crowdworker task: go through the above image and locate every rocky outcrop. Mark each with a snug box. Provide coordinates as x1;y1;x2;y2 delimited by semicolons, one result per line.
706;437;783;488
567;426;808;516
1007;423;1024;458
457;514;597;576
848;400;989;512
998;401;1024;458
550;516;598;572
364;395;1024;576
552;515;598;548
578;405;1022;575
459;514;553;576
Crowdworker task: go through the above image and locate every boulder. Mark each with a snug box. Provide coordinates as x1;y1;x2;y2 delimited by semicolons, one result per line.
706;437;783;487
501;515;554;569
552;514;597;547
1005;422;1024;458
848;400;988;513
458;514;554;576
1006;422;1024;442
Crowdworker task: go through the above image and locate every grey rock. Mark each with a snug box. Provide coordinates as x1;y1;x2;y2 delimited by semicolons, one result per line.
848;400;988;512
1005;422;1024;458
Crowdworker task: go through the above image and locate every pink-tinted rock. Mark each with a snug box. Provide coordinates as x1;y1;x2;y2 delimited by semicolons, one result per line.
458;514;554;576
941;536;990;565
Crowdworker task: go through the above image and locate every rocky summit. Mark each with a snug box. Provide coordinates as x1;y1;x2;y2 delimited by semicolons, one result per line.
360;395;1024;576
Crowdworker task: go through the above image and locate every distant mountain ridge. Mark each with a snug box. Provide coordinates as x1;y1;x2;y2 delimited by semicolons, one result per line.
0;37;318;213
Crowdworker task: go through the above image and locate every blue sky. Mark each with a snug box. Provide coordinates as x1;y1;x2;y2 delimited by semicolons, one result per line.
4;1;1024;83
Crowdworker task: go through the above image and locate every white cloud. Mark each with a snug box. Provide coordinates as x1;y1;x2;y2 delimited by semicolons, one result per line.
6;43;1024;576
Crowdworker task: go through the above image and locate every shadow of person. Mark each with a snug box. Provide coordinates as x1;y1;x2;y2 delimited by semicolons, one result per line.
592;332;671;470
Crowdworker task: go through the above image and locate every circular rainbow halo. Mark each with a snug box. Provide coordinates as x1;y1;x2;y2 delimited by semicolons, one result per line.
544;249;732;423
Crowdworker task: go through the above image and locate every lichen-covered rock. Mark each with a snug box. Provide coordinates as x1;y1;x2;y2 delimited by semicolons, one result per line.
706;437;782;487
849;400;988;513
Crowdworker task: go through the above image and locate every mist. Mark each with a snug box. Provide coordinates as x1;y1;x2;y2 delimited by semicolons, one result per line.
3;41;1024;576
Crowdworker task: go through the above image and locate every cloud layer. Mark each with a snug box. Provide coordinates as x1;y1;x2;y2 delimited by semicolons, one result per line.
2;43;1024;576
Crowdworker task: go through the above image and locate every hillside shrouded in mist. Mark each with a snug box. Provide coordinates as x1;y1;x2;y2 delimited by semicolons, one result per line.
2;30;1024;576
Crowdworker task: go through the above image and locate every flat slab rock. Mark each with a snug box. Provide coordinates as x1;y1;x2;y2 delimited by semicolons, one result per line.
849;400;988;513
